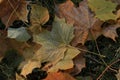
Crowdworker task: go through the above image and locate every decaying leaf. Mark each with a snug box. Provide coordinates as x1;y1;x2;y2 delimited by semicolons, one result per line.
29;3;49;34
102;24;120;41
33;16;74;46
7;27;31;42
71;48;86;75
44;72;76;80
88;0;117;21
33;17;79;72
0;0;28;27
21;60;41;77
46;46;80;72
116;69;120;80
56;0;103;45
21;17;80;76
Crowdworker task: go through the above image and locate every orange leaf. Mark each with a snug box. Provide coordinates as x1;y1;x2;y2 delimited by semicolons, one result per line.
44;72;75;80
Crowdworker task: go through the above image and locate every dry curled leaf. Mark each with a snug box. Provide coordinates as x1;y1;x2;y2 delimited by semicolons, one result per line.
44;72;75;80
29;3;49;34
71;47;86;75
21;60;41;77
56;0;103;46
65;45;86;75
0;0;28;27
102;24;120;41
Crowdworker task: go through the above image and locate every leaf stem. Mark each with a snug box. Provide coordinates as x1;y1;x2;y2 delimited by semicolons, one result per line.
77;48;106;58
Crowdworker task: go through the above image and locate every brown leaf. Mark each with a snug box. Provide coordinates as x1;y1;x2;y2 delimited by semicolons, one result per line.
56;0;103;46
0;32;8;57
0;0;28;27
102;24;120;41
65;45;86;75
72;47;86;75
44;72;75;80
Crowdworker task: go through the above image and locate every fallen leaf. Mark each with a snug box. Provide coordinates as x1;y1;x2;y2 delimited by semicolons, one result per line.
33;17;79;72
88;0;117;21
71;47;86;75
21;17;80;76
107;0;120;4
64;45;86;75
16;73;24;80
102;24;120;41
116;69;120;80
21;60;41;77
0;0;28;27
33;16;74;46
7;27;31;42
29;3;49;34
56;0;103;45
0;34;9;57
47;46;80;72
44;72;75;80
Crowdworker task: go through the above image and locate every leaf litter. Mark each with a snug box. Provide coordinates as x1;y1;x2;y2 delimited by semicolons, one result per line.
0;0;120;80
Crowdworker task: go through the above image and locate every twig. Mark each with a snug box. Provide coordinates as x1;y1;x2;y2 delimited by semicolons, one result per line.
89;30;118;74
6;0;20;28
7;0;29;28
97;59;120;80
90;29;108;65
77;48;106;58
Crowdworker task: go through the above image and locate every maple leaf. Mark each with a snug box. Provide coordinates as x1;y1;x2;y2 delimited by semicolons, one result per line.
44;72;76;80
107;0;120;4
29;3;49;34
33;17;79;72
21;16;80;76
56;0;103;45
88;0;117;21
46;46;80;72
0;0;28;27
